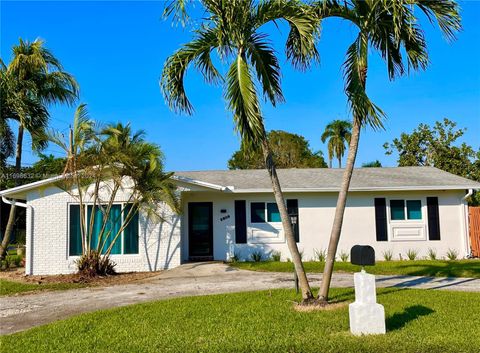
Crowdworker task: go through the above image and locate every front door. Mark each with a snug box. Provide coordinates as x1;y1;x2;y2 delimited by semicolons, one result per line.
188;202;213;260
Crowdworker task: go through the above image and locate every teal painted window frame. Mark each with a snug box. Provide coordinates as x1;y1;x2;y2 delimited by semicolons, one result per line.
68;203;139;256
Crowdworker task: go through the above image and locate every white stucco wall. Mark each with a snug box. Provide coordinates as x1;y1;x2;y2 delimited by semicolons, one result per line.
25;184;181;276
181;189;469;262
24;182;469;275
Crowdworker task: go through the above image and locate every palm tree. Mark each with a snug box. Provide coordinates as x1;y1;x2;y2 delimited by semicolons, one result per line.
312;0;461;303
162;0;319;303
49;108;179;275
321;119;352;168
0;38;79;259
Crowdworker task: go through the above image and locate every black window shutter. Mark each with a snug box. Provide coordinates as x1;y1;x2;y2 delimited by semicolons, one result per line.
374;198;388;241
234;200;247;244
287;199;300;242
427;197;441;240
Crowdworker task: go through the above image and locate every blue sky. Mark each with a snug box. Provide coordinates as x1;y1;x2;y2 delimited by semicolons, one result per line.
2;0;479;171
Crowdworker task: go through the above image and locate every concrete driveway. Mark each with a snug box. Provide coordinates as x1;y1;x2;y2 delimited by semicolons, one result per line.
1;262;479;335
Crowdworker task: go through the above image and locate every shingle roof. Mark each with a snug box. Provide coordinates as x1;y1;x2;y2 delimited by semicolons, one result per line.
174;167;480;192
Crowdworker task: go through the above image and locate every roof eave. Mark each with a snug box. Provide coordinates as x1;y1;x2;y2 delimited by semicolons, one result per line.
225;185;480;193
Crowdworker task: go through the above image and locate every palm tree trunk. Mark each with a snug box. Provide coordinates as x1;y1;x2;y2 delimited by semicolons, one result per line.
261;140;314;303
317;118;361;302
329;159;332;169
0;125;24;259
338;156;342;169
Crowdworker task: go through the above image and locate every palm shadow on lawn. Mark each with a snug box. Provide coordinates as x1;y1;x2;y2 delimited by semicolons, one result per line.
386;305;434;331
395;261;480;278
326;287;406;304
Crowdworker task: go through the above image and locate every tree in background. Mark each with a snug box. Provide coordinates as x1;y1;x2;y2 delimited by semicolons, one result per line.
162;0;319;303
362;160;382;168
228;130;327;169
385;118;480;204
0;38;79;259
313;0;461;303
321;119;352;168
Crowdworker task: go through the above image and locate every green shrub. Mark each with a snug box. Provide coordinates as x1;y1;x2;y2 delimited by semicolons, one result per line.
313;248;326;262
382;250;393;261
230;251;241;263
428;248;437;260
339;250;349;262
250;251;263;262
271;251;281;262
446;248;459;261
406;248;419;261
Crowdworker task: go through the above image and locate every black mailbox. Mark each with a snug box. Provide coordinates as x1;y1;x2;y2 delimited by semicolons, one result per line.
351;245;375;266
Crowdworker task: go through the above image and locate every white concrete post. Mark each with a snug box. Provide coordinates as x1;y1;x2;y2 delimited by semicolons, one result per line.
349;269;386;335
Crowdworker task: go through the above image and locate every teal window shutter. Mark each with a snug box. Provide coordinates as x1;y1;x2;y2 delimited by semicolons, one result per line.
407;200;422;220
124;204;139;254
69;204;82;256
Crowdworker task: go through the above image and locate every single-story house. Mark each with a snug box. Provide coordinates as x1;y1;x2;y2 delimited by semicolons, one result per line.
1;166;479;276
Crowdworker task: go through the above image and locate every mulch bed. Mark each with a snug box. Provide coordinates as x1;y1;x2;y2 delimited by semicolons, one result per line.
0;267;161;286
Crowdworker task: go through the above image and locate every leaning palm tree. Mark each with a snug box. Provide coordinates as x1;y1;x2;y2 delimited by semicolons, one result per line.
321;119;352;168
312;0;461;303
0;38;79;259
162;0;319;303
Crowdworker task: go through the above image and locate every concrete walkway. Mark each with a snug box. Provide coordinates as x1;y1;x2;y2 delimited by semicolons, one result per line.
1;262;479;335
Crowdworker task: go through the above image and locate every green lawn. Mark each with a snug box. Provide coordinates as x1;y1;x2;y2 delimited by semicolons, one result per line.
231;260;480;278
0;279;85;296
3;288;480;352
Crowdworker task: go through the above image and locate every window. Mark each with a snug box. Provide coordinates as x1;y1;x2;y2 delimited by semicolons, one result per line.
69;203;139;256
406;200;422;220
267;203;280;222
390;200;405;220
390;199;422;221
251;202;266;223
250;202;281;223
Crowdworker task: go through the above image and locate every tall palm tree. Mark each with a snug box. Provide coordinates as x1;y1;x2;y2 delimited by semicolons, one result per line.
321;119;352;168
312;0;461;303
162;0;319;302
0;38;79;259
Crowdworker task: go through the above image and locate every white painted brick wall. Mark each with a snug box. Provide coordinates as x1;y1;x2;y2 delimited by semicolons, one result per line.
26;184;181;275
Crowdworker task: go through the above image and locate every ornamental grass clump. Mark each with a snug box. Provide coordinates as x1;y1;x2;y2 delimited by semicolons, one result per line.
339;250;349;262
271;251;281;262
314;248;326;262
382;250;393;261
446;248;459;261
251;251;263;262
406;249;419;261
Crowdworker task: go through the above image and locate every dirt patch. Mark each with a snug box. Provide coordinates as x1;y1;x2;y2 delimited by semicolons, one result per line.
0;268;161;287
293;301;350;312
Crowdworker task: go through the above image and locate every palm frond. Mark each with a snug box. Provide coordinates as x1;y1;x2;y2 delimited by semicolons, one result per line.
343;35;385;130
416;0;461;41
246;33;284;106
161;27;221;115
225;54;265;147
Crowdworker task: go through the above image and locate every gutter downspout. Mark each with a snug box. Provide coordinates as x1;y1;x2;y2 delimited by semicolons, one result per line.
2;196;33;275
461;189;474;258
